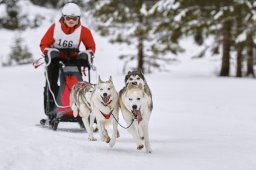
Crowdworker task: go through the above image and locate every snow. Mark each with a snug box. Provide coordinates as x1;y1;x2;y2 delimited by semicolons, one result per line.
236;31;246;43
1;43;256;170
1;2;256;170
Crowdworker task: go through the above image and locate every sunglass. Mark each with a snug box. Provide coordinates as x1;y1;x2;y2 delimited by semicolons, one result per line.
64;16;79;21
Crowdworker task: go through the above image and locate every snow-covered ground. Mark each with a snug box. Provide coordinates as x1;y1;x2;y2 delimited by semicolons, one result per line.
1;1;256;170
0;52;256;170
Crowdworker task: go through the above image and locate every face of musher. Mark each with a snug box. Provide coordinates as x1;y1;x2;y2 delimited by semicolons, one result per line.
64;15;80;27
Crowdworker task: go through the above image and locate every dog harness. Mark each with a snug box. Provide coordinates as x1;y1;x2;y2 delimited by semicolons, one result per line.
100;109;113;119
74;82;92;113
78;81;90;89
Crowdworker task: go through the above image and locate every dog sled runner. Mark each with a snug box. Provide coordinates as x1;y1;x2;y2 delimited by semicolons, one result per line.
37;49;94;130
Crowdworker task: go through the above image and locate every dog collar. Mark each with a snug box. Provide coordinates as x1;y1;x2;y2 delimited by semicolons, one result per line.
100;109;113;119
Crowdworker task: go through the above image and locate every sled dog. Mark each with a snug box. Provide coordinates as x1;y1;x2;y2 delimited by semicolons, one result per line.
91;76;119;147
119;70;153;153
123;70;153;110
70;81;96;141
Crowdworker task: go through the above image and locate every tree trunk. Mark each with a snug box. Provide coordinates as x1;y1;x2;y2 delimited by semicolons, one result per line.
236;44;243;77
220;20;231;76
235;6;243;78
137;36;144;72
246;33;255;77
137;8;144;72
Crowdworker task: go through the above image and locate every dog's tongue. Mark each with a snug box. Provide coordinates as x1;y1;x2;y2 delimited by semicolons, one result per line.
103;95;111;104
132;110;142;123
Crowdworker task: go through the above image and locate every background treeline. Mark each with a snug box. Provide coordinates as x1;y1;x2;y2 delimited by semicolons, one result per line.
1;0;255;78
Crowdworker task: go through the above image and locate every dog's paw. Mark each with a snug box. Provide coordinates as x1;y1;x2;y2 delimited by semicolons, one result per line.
93;127;99;133
106;137;111;143
88;137;97;141
147;149;152;153
117;130;120;138
137;145;144;150
109;140;115;148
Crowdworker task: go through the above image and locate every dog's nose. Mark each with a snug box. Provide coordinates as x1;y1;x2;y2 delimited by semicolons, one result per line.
132;82;137;85
132;105;137;110
103;93;107;97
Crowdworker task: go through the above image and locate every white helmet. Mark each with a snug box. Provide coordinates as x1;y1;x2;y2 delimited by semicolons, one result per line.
62;3;81;17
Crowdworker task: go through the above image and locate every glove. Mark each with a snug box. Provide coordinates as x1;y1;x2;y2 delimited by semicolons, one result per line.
87;51;96;70
44;53;50;63
88;54;94;65
44;48;60;64
87;54;96;71
78;51;93;66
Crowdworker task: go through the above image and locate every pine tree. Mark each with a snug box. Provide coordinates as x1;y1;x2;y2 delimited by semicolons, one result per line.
150;0;184;71
30;0;84;9
30;0;59;8
9;36;32;65
228;0;256;77
1;0;19;30
0;0;29;30
175;0;233;77
234;2;244;78
157;0;256;77
91;0;162;73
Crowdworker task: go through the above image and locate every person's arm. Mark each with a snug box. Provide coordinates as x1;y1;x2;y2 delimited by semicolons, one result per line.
80;26;96;56
40;24;55;53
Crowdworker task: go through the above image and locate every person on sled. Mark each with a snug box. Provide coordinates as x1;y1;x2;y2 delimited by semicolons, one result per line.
40;2;96;113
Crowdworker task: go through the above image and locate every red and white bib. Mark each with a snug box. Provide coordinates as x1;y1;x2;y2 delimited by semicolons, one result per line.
53;22;81;49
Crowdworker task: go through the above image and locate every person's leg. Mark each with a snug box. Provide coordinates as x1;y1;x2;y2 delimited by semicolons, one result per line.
45;50;60;113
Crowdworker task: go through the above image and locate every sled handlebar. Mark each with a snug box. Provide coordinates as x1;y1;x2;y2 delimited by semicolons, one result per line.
33;48;96;70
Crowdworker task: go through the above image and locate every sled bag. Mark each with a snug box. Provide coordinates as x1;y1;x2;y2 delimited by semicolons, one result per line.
56;66;82;117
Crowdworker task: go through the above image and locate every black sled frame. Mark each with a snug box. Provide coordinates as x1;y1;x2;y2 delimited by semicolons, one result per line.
40;49;92;130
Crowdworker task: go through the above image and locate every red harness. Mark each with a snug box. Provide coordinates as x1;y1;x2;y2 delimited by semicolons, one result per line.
100;109;113;119
78;81;90;88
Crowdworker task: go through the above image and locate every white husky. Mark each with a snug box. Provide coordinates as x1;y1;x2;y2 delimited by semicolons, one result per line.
70;81;96;141
91;76;119;147
123;70;153;110
119;83;153;153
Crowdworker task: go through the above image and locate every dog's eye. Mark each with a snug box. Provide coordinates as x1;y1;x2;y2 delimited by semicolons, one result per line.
137;98;140;100
100;88;103;90
107;88;111;90
129;78;133;81
129;98;132;101
137;77;140;80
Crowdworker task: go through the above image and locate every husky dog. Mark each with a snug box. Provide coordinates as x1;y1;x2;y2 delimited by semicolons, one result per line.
91;76;119;148
123;70;153;110
119;70;153;153
70;81;96;141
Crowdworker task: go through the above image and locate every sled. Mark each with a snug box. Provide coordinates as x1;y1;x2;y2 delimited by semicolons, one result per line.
39;49;94;130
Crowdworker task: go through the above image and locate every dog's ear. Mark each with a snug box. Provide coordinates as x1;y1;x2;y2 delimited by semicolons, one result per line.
98;75;103;83
92;85;96;90
125;74;129;84
109;76;112;82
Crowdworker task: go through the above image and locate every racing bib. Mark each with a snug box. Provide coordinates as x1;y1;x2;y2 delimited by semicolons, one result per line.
53;22;81;49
